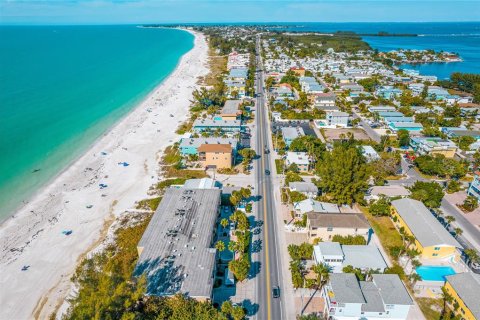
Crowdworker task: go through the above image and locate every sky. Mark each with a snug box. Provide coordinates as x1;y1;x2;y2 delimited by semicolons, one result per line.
1;0;480;25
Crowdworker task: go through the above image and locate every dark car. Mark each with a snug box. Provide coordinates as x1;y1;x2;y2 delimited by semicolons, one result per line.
265;170;271;175
272;286;280;298
264;148;270;154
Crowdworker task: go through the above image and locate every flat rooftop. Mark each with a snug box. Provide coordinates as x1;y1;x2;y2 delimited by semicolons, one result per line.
135;188;221;299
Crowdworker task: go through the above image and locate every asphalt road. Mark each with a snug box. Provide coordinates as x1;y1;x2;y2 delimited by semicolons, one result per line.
352;110;381;143
387;157;480;253
253;36;284;320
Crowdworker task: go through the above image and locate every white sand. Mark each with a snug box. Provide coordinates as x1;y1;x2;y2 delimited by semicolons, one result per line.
0;29;209;320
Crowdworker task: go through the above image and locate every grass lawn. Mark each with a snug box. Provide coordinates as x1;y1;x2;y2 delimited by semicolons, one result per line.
417;298;443;320
164;167;207;179
162;145;182;165
275;159;285;174
360;206;403;261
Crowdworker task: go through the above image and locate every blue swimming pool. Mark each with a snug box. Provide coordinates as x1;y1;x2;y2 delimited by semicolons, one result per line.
416;266;456;281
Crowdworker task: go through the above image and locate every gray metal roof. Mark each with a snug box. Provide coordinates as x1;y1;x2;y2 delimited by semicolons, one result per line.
391;199;461;248
179;137;237;149
193;118;241;128
316;242;343;257
135;188;221;299
369;185;410;197
281;126;304;140
329;273;366;304
294;199;340;214
342;245;387;271
289;182;318;194
360;281;386;312
221;100;242;115
372;274;413;306
183;178;220;189
445;273;480;318
307;212;370;229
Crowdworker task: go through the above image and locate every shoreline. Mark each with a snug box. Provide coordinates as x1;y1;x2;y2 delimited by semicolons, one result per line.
0;29;209;319
0;28;192;225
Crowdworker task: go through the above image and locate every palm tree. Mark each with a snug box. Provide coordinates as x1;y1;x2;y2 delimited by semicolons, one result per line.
445;216;456;229
215;240;226;252
220;218;229;229
300;263;330;316
464;248;480;266
440;286;453;319
454;227;463;238
312;263;330;291
228;240;237;253
410;259;422;275
409;273;422;287
404;248;421;268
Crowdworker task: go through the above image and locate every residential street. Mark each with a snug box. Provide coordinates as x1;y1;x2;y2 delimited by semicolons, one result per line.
253;36;285;320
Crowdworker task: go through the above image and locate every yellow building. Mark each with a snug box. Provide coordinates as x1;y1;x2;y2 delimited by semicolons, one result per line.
391;199;461;260
198;144;233;169
444;273;480;320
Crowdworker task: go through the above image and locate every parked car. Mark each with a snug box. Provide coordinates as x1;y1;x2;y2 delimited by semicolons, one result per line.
472;262;480;274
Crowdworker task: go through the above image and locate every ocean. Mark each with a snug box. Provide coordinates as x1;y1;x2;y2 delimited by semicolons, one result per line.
0;25;193;221
273;22;480;79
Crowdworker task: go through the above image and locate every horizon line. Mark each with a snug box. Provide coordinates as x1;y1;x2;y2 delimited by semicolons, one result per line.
1;20;480;26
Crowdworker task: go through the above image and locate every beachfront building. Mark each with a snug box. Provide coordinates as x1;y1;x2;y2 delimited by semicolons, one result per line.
326;111;350;127
409;137;457;158
444;273;480;320
220;100;242;121
179;137;238;156
288;182;318;198
313;242;387;273
391;199;461;260
198;144;233;169
322;273;413;320
192;118;242;133
281;126;305;147
285;151;310;172
306;212;370;242
135;188;221;301
225;81;246;98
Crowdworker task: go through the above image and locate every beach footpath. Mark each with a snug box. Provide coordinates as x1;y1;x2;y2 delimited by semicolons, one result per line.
0;30;209;320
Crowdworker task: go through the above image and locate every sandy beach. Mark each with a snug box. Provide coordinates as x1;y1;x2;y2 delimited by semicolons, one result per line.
0;29;209;319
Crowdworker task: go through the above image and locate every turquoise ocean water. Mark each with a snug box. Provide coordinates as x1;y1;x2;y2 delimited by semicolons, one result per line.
0;26;193;221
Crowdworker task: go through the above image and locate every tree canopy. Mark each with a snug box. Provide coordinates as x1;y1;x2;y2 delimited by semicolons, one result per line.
315;144;370;205
410;181;445;208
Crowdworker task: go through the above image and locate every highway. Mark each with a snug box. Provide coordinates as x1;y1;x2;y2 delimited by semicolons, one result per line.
253;35;284;320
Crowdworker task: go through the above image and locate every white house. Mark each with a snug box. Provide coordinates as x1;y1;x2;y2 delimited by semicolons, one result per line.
361;145;380;162
313;242;388;273
288;182;318;198
285;152;310;172
326;111;350;127
322;273;413;320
